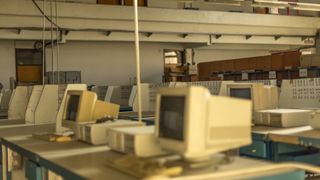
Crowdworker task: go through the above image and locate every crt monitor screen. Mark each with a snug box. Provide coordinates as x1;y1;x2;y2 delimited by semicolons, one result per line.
159;96;185;141
66;95;80;121
229;88;252;100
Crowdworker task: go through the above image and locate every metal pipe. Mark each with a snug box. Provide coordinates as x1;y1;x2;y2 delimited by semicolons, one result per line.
42;0;46;85
50;0;54;84
134;0;142;123
55;0;60;86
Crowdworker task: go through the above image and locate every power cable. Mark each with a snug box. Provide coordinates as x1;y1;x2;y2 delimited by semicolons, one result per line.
31;0;61;29
55;0;60;86
42;0;46;85
50;0;54;84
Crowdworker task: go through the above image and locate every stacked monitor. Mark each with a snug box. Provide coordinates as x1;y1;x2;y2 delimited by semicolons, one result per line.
155;86;252;162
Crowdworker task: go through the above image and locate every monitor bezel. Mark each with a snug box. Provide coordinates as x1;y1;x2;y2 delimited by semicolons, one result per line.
227;84;255;105
62;90;84;123
155;89;190;153
228;87;252;100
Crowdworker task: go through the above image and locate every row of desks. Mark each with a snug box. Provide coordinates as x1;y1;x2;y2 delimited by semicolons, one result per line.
0;135;306;180
241;126;320;164
0;119;316;180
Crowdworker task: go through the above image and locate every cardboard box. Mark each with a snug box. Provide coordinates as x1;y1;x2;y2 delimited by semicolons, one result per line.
97;0;120;5
311;55;320;67
271;53;284;70
255;57;266;70
300;55;312;68
211;61;222;72
198;62;211;80
283;51;300;69
221;60;234;72
300;55;320;67
234;58;249;71
190;75;198;82
148;0;185;9
188;65;198;75
170;67;184;73
59;0;96;3
264;56;272;70
248;57;257;70
124;0;146;6
254;7;269;14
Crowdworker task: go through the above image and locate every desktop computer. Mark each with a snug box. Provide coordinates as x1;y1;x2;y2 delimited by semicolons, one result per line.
226;83;278;123
155;86;252;162
226;83;278;111
79;120;144;145
104;86;252;177
255;109;312;127
108;126;167;157
62;90;121;140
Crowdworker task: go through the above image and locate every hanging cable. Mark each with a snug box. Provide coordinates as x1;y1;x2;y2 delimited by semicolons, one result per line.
31;0;61;29
133;0;142;124
42;0;46;85
55;0;60;86
55;0;60;111
50;0;55;84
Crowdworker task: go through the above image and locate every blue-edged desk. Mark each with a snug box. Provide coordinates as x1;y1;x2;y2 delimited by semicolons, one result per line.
0;135;306;180
241;126;320;165
268;127;320;165
0;123;55;180
1;136;109;180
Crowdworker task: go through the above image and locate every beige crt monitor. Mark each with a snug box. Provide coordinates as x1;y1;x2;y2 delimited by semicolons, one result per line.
55;84;87;133
226;83;278;112
155;86;252;162
62;90;120;137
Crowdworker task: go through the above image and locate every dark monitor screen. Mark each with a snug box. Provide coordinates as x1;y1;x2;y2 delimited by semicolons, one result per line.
159;96;185;141
229;88;252;100
66;95;80;121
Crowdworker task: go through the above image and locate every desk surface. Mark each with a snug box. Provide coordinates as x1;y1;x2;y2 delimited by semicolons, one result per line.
49;152;302;180
0;119;25;126
252;125;320;147
0;123;55;137
252;126;312;135
2;136;109;158
2;136;303;180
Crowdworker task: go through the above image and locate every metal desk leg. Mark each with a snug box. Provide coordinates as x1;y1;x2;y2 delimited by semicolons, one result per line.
1;146;11;180
25;159;43;180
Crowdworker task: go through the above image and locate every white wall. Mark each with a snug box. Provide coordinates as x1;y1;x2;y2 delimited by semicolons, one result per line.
46;41;182;86
0;40;15;89
0;40;272;89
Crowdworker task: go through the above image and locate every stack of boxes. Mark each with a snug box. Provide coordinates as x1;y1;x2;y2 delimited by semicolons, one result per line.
163;65;186;82
198;51;302;81
163;64;198;82
97;0;147;6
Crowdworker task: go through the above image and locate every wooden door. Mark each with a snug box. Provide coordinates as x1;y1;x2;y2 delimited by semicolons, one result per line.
16;49;43;85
